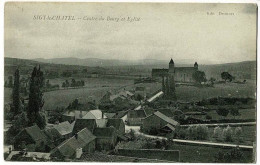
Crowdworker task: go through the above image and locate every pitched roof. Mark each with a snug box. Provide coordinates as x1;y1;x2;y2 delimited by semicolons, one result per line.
51;128;96;158
82;109;107;119
154;111;179;126
156;109;174;117
93;127;116;138
63;110;88;119
162;124;176;132
44;127;62;140
73;119;97;134
104;113;116;118
24;125;47;142
128;110;146;118
106;119;124;130
53;121;75;136
113;110;128;119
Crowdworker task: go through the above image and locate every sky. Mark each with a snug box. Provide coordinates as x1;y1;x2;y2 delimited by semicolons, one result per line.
4;3;257;64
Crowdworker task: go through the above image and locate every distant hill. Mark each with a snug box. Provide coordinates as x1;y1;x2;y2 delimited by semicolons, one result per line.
4;57;105;77
5;57;256;81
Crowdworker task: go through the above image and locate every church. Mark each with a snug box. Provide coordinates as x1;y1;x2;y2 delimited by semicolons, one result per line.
152;59;199;83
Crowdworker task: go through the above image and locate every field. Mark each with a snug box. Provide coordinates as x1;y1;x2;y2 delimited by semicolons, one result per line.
176;80;255;102
168;143;254;163
207;108;256;120
207;125;256;146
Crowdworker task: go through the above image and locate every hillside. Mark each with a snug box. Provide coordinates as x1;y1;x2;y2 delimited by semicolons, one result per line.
4;57;105;77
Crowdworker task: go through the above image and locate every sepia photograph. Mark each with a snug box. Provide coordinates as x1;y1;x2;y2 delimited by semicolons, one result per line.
3;2;257;163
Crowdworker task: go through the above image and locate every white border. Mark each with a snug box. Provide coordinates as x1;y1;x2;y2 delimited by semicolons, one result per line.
0;0;258;165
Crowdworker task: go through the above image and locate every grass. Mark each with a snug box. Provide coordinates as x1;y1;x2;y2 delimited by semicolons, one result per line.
175;80;255;102
168;143;254;163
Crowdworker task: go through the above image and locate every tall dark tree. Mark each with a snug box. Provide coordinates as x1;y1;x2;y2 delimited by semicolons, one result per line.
11;68;21;116
221;72;234;82
27;66;46;129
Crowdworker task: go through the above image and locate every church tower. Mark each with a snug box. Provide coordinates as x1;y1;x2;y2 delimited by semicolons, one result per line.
194;62;198;70
167;58;176;99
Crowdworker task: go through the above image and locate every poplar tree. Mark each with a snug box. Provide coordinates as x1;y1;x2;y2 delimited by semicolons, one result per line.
27;66;46;129
12;68;21;116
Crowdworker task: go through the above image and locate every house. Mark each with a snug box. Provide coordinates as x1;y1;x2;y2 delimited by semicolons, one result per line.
53;121;75;139
50;128;96;160
62;110;88;122
113;110;129;123
13;125;48;152
93;127;117;151
104;113;116;119
106;119;125;135
142;111;179;134
73;119;97;134
43;127;63;147
82;109;107;119
127;110;147;126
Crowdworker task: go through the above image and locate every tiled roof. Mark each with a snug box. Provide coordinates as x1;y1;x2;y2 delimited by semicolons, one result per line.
106;119;123;130
93;127;116;138
24;125;47;142
104;113;116;118
51;128;96;158
154;111;179;126
44;127;62;140
128;110;146;118
82;109;107;119
113;110;128;119
73;119;97;134
53;121;75;136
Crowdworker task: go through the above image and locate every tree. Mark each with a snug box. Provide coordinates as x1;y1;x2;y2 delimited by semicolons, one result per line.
71;79;76;87
230;108;241;119
11;68;21;118
4;81;8;87
192;71;207;84
8;76;13;88
223;126;233;142
221;72;234;82
216;107;229;119
27;66;46;129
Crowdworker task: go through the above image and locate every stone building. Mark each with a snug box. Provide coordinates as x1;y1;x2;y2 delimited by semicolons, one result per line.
152;59;199;99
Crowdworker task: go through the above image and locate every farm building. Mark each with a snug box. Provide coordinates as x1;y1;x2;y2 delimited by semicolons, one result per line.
82;109;107;119
113;110;129;123
43;127;63;147
13;125;48;152
50;128;96;160
93;127;117;151
142;111;179;133
127;110;147;126
53;121;75;139
73;119;97;134
62;110;88;122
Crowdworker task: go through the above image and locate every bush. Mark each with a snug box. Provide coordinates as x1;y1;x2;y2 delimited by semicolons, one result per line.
213;126;223;141
223;126;233;142
234;127;243;142
187;125;209;140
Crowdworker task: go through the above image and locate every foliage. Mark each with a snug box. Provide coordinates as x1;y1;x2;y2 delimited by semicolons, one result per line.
205;114;212;120
216;107;229;118
186;125;209;140
11;68;21;118
8;76;13;88
192;71;207;83
27;66;46;129
230;108;241;119
234;127;243;142
213;126;223;141
222;126;233;142
48;107;66;124
221;72;234;82
214;147;244;163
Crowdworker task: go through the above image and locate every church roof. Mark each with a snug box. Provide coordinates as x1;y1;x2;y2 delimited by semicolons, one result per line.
169;58;174;64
